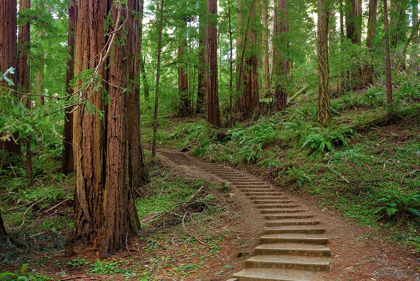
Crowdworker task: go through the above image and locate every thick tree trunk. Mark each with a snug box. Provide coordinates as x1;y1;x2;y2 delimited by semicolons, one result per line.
18;0;33;185
69;0;140;256
317;0;330;127
362;0;378;87
346;0;362;44
383;0;393;104
152;0;164;159
127;0;149;193
273;0;289;111
62;0;77;175
177;19;191;116
206;0;222;127
0;0;21;161
196;0;206;114
236;0;259;120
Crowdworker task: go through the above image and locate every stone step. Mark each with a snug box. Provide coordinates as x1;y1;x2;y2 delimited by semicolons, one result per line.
264;226;326;235
245;255;330;271
254;243;331;257
265;220;320;227
231;268;317;281
255;204;301;209
260;209;307;214
260;234;329;245
253;200;295;204
264;213;314;220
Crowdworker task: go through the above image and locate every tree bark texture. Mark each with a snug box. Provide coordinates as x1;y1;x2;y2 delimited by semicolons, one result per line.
345;0;362;44
262;0;270;97
70;0;140;255
273;0;289;110
383;0;393;104
0;0;21;158
140;57;150;99
196;0;206;114
18;0;33;185
206;0;222;127
236;0;259;120
177;19;191;116
0;211;7;238
62;0;77;175
362;0;378;87
317;0;330;127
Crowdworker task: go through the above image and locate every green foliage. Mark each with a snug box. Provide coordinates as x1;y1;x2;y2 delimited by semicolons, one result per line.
88;259;131;275
0;264;53;281
286;166;311;189
0;68;15;86
376;190;420;221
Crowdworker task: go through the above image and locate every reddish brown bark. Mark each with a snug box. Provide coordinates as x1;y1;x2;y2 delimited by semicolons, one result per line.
206;0;221;127
178;19;191;116
62;0;76;175
0;211;7;238
69;0;140;256
362;0;378;87
346;0;362;44
383;0;393;104
262;0;270;96
273;0;289;110
196;0;206;114
0;0;21;159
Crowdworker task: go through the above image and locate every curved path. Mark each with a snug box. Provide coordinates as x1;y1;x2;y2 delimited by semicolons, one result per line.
159;150;332;281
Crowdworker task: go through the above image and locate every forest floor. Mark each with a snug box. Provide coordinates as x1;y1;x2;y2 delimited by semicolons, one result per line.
1;146;419;280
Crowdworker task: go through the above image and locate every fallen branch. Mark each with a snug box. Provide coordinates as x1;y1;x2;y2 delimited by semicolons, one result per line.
400;169;420;185
10;198;46;230
43;199;69;214
327;164;350;184
181;212;206;246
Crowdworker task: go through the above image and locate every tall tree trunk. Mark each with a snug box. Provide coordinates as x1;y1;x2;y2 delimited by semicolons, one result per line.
177;19;191;116
18;0;33;185
317;0;330;127
413;0;419;71
140;57;150;100
196;0;206;114
340;0;344;38
36;0;45;106
236;0;259;120
127;0;149;193
62;0;77;175
152;0;164;160
206;0;222;127
0;0;21;164
362;0;378;87
262;0;270;97
228;0;234;124
383;0;393;104
273;0;289;110
346;0;362;44
69;0;140;256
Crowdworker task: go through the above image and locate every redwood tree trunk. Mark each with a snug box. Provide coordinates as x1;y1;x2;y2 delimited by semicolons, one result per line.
273;0;289;110
196;0;206;114
0;211;7;238
62;0;77;175
0;0;21;161
362;0;378;87
177;19;191;116
383;0;393;104
140;57;150;100
18;0;33;185
262;0;270;96
317;0;330;127
69;0;140;256
206;0;221;127
346;0;362;44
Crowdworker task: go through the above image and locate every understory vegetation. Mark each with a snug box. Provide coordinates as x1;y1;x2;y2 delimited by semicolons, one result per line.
147;87;420;252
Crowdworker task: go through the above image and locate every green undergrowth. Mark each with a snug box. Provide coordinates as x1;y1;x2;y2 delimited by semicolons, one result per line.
147;88;420;251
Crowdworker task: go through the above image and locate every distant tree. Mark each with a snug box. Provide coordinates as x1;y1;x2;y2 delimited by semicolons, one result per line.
62;0;77;175
140;57;150;100
346;0;362;44
206;0;221;127
196;0;206;114
383;0;393;104
0;0;21;161
178;18;191;116
317;0;330;127
362;0;378;87
262;0;270;96
68;0;140;256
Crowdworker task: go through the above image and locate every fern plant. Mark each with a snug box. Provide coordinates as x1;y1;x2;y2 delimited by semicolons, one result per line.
286;166;311;189
375;190;420;221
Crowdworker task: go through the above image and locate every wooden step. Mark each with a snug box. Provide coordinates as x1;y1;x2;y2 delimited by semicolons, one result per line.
264;213;314;220
231;268;318;281
265;220;320;227
260;234;329;245
260;209;307;214
245;255;330;271
264;226;326;235
254;243;331;257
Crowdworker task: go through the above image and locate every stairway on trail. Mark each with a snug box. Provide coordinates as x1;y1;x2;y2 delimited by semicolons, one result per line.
159;151;331;281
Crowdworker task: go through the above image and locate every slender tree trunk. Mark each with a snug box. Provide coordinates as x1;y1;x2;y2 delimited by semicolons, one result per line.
228;0;234;124
196;0;206;114
317;0;330;127
0;0;21;163
140;57;150;100
69;0;140;256
413;0;419;71
206;0;222;127
340;0;344;38
152;0;164;160
383;0;393;104
62;0;77;175
18;0;33;185
262;0;270;97
362;0;378;87
178;19;191;116
0;211;7;238
273;0;289;110
36;0;45;106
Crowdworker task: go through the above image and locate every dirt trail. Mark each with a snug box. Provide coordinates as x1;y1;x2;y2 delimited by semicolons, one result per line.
158;149;419;281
